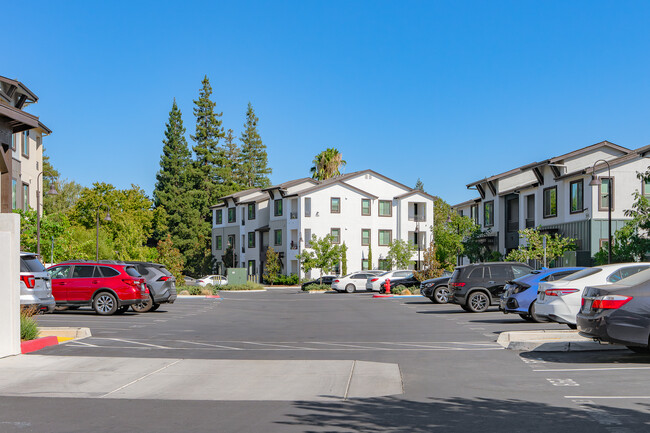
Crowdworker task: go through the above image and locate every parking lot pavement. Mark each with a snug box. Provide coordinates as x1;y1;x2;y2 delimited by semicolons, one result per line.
0;289;646;432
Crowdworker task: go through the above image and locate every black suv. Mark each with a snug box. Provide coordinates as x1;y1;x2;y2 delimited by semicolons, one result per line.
448;262;532;312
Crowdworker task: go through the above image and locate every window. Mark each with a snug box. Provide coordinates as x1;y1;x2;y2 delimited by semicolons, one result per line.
361;199;371;216
215;235;223;250
228;208;236;223
598;178;614;211
470;204;479;224
512;266;531;278
11;133;15;151
48;266;71;279
378;230;392;246
274;199;283;216
22;130;29;158
483;201;494;227
543;186;557;218
304;228;311;247
227;234;235;248
570;179;584;213
36;136;41;148
248;203;256;220
72;265;95;278
331;197;341;213
11;179;17;210
378;200;392;217
274;229;282;245
330;228;341;244
248;232;255;248
467;267;484;279
361;259;369;271
304;198;311;217
361;229;370;246
22;183;29;211
378;259;391;271
216;209;223;225
247;260;256;275
489;265;508;279
97;266;120;277
643;178;650;198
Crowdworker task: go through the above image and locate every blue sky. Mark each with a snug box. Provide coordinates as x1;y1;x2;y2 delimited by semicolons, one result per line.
6;1;650;205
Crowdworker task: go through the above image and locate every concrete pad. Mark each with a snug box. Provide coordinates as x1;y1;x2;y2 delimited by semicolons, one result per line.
497;330;627;352
39;327;91;340
0;355;403;401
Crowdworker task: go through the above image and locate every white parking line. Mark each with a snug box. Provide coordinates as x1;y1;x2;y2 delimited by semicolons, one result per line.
566;396;650;399
177;340;243;350
534;367;650;372
242;341;316;350
106;338;170;349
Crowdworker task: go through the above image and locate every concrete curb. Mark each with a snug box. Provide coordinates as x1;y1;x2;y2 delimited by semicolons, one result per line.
21;336;58;354
176;295;222;299
372;294;421;298
39;327;91;341
218;289;267;293
497;330;626;352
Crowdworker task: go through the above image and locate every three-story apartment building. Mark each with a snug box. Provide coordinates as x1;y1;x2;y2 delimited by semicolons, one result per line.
453;141;650;266
211;170;435;279
0;75;51;214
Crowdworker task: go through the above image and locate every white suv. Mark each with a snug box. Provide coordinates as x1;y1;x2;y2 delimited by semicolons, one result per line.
365;270;413;292
20;252;55;313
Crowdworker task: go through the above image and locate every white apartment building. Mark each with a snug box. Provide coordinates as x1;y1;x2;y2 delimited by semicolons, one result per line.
0;75;51;214
453;141;650;266
211;170;436;279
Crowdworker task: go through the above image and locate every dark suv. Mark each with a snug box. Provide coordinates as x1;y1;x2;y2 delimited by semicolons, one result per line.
448;262;532;312
124;261;177;312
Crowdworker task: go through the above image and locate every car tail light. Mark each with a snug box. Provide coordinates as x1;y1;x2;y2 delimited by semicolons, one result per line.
450;282;465;288
544;288;579;297
370;278;379;282
592;295;633;310
21;275;35;288
158;276;171;282
333;279;340;283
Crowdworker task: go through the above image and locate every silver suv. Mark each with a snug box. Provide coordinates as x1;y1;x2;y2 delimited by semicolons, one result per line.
20;252;55;313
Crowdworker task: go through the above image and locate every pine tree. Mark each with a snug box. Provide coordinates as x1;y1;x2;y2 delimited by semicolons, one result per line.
239;102;271;188
368;244;373;270
415;178;425;192
222;129;242;195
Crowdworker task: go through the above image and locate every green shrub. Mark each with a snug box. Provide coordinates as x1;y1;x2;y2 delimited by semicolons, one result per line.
302;283;330;292
391;285;408;295
219;281;264;291
20;312;39;341
187;286;203;295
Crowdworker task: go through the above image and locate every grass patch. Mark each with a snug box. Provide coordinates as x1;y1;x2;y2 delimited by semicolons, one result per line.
218;281;264;291
302;284;331;292
390;285;412;295
20;306;40;341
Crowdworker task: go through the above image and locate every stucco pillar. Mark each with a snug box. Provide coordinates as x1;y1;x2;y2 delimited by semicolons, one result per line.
0;213;21;358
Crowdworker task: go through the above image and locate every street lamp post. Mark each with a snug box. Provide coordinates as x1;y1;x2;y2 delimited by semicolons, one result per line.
415;223;421;270
36;172;58;256
96;205;111;261
589;159;612;264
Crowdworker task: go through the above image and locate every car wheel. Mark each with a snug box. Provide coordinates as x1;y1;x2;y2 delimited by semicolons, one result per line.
93;292;118;316
150;303;161;312
566;323;577;330
529;301;547;323
467;292;490;313
115;306;129;314
519;313;534;322
132;294;154;313
433;286;450;304
345;284;355;293
627;345;650;354
460;304;472;312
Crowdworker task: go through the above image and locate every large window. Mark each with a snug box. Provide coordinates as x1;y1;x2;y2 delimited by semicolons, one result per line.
22;183;29;211
274;199;283;216
543;186;557;218
11;179;17;210
216;209;223;225
378;230;392;246
470;204;479;224
378;259;391;271
248;232;255;248
483;201;494;227
248;203;256;220
330;197;341;213
247;260;256;276
361;229;370;246
598;178;614;211
379;200;392;217
361;259;369;271
274;229;282;245
330;228;341;244
11;133;16;151
361;199;371;216
227;234;236;248
228;208;236;223
644;178;650;198
304;198;311;217
22;131;29;158
216;236;223;250
570;179;584;214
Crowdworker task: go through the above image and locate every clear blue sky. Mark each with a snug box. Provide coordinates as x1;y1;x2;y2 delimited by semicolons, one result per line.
6;1;650;205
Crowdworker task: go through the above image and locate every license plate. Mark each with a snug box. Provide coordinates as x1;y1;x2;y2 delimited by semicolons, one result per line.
581;300;592;313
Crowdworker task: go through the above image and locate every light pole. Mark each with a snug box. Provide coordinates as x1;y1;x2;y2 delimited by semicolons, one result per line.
589;159;612;264
96;205;111;261
36;172;58;256
415;223;421;270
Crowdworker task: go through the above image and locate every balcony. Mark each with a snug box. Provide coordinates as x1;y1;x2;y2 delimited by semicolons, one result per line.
290;212;298;220
409;216;426;222
525;218;535;229
507;221;519;233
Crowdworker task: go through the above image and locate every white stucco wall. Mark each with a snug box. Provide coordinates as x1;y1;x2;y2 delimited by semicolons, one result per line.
0;213;21;358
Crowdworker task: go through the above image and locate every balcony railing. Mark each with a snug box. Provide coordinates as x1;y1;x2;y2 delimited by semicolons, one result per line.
290;212;298;219
409;216;426;222
525;218;535;229
507;221;519;232
242;246;245;253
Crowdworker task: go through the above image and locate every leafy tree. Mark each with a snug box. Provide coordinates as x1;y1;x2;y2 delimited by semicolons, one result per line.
43;178;84;216
263;247;281;284
156;234;185;283
414;242;445;282
341;242;348;275
14;208;72;263
296;234;342;283
222;244;236;269
367;244;373;270
415;178;425;192
432;199;477;269
239;102;271;188
42;147;59;194
310;148;346;180
386;239;415;270
505;226;576;266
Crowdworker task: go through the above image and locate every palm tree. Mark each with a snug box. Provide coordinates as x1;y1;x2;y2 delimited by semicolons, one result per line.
310;148;346;180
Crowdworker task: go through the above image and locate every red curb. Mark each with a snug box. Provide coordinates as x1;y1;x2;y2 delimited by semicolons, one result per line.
21;336;59;354
372;294;394;298
205;295;221;299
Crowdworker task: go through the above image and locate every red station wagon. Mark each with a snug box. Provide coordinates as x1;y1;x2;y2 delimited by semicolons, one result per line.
47;261;149;315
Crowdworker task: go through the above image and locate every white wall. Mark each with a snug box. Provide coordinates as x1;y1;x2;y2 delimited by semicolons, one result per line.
0;214;21;358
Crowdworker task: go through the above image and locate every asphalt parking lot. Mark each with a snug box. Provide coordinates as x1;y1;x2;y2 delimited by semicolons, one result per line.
2;288;650;432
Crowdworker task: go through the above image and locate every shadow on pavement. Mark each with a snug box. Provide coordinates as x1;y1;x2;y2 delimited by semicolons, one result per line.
279;396;650;433
520;350;650;365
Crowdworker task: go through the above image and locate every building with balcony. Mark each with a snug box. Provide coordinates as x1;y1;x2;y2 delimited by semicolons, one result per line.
0;76;51;214
453;141;650;266
210;170;436;279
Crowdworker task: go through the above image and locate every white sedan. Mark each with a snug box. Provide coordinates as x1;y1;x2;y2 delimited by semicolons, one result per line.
197;275;228;287
332;272;383;293
535;263;650;327
365;270;413;292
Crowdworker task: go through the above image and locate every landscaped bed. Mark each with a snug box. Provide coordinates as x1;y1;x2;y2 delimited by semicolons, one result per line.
178;281;265;295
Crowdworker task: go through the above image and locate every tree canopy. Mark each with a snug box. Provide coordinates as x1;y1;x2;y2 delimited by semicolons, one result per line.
310;148;346;180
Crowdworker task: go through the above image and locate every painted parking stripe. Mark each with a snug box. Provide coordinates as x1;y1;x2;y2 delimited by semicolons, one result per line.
242;341;317;350
534;367;650;372
105;338;170;349
565;396;650;399
177;340;244;350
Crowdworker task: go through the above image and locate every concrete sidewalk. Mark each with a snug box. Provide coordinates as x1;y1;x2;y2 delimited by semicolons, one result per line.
0;355;402;401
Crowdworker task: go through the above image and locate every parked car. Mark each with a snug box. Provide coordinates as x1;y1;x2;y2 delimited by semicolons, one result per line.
20;252;55;313
448;262;533;312
420;270;454;303
301;275;337;289
333;272;385;293
366;270;413;292
380;274;421;292
535;263;650;327
500;267;585;322
47;261;148;315
577;268;650;353
183;276;198;286
197;275;228;287
124;261;177;312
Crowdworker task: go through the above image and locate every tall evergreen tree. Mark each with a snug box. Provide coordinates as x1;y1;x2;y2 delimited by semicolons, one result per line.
222;128;242;196
415;178;425;192
239;103;271;188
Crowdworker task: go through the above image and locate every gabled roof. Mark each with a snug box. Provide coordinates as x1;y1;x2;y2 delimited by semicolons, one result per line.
451;197;481;209
289;180;378;199
393;189;439;201
0;75;38;103
555;144;650;180
262;177;317;192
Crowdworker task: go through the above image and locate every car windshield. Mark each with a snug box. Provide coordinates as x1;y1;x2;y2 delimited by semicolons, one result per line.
20;255;46;272
379;271;391;277
125;266;142;277
615;267;650;286
560;268;602;281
